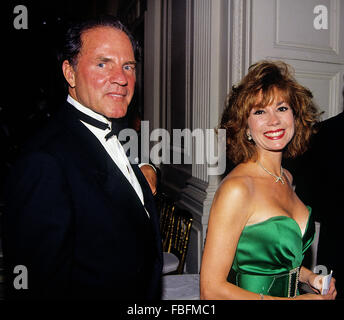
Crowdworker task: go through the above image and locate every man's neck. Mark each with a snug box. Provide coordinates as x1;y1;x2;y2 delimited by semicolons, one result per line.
66;95;111;126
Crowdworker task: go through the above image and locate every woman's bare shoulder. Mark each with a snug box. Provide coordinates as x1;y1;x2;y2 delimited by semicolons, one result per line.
212;167;256;221
220;163;256;194
220;173;254;197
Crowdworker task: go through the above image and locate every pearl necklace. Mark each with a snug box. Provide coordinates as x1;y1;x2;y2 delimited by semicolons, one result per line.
257;160;285;184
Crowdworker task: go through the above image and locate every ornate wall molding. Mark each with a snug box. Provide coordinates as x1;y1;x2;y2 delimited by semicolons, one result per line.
191;0;212;183
180;0;233;273
274;0;340;56
230;0;252;85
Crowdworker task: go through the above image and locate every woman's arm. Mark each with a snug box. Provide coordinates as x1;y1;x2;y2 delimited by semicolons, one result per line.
200;176;263;299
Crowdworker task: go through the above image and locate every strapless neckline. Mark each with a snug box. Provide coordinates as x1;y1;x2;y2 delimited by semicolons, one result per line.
229;206;315;297
244;206;312;238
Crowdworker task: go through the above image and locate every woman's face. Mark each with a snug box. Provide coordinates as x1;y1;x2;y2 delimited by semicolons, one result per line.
247;91;295;154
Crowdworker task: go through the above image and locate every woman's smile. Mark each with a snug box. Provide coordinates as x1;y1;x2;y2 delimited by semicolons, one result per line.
264;129;286;140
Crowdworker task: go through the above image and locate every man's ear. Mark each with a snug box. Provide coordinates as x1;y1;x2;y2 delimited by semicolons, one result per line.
62;60;76;88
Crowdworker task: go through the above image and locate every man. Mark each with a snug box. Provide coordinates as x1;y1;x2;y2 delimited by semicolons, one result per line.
284;109;344;299
2;15;162;300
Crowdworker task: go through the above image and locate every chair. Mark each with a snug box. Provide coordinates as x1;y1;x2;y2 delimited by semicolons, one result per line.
155;192;176;251
161;206;198;299
154;193;180;273
164;207;193;274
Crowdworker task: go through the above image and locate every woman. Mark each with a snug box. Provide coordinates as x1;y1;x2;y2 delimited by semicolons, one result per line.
200;60;337;300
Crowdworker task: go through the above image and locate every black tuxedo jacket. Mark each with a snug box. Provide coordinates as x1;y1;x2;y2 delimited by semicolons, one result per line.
284;111;344;298
2;102;163;300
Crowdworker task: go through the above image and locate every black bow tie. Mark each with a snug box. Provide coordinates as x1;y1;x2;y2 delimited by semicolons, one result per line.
104;116;128;140
70;105;128;140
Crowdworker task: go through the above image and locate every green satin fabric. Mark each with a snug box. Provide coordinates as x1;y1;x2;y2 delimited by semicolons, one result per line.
228;206;315;297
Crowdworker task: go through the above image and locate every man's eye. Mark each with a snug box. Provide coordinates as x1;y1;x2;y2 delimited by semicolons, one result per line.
97;63;105;68
124;65;135;71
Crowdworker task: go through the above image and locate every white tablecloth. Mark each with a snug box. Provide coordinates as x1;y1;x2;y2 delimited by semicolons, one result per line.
162;274;200;300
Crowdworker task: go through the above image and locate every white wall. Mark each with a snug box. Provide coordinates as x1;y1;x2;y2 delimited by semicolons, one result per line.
250;0;344;119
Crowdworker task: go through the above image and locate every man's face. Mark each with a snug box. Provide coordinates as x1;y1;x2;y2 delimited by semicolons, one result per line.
63;26;136;119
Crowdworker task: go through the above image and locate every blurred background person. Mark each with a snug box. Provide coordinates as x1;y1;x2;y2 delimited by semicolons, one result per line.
284;94;344;299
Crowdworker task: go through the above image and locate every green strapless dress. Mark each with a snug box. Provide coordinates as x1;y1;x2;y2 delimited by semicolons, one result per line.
228;206;315;298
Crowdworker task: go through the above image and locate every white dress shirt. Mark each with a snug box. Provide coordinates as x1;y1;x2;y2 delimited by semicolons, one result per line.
67;95;149;217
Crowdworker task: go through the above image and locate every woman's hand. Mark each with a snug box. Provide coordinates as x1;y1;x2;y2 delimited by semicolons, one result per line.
300;270;337;300
309;272;337;299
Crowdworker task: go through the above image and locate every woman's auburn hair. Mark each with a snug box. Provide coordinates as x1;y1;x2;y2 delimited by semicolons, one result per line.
219;60;321;165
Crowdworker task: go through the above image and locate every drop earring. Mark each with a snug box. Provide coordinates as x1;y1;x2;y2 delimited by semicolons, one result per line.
247;132;252;141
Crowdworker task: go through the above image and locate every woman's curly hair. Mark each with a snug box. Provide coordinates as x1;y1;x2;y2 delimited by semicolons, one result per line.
219;60;321;165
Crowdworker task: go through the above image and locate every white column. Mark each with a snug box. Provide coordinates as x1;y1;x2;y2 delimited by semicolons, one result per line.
180;0;231;273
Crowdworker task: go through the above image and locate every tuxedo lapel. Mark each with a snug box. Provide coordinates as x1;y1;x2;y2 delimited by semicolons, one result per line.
105;158;162;260
103;156;151;222
56;102;156;228
57;102;110;171
131;164;163;255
